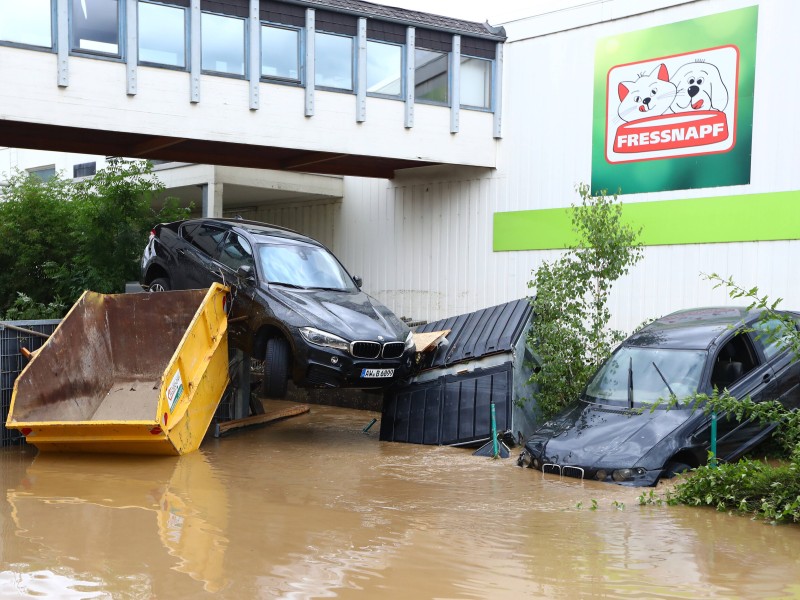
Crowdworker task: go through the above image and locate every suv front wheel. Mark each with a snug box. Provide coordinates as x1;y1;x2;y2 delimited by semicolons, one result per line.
262;337;289;399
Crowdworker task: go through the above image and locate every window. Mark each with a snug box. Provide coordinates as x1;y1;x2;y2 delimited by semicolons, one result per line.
71;0;120;56
28;166;56;181
187;224;225;256
73;162;97;178
201;12;245;76
139;2;186;68
415;48;448;104
218;233;254;272
0;0;52;48
461;56;491;109
367;40;402;97
315;32;353;91
753;318;794;360
261;24;300;81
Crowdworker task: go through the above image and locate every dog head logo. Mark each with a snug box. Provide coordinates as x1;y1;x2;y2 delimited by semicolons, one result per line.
617;64;677;122
605;45;739;164
670;60;729;112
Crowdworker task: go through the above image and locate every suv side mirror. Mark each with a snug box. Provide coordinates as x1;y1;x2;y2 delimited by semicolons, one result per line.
353;275;363;289
236;264;256;284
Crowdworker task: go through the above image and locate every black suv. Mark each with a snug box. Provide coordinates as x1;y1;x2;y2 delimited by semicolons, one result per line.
141;218;414;397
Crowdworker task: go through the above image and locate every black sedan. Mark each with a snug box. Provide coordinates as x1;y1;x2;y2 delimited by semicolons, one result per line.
518;307;800;486
141;218;415;398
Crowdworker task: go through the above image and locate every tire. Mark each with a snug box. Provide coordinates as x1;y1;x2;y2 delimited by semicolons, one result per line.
149;277;171;292
262;337;289;399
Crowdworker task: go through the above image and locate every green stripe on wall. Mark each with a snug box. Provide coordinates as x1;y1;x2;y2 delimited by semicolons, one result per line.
493;191;800;251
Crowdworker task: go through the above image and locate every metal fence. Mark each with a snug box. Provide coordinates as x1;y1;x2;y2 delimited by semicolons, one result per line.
0;320;60;447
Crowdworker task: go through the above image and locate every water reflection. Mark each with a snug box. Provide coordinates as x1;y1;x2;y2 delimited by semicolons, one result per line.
6;452;230;595
1;403;800;599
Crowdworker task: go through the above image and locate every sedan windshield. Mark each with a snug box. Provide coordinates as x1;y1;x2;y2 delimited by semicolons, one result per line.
585;347;707;405
257;241;357;291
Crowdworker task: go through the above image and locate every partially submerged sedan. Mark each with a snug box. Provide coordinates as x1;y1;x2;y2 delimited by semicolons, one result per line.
518;307;800;486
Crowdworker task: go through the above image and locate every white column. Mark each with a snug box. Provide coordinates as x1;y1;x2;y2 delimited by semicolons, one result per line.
126;0;138;95
305;9;315;117
249;0;260;110
404;27;415;129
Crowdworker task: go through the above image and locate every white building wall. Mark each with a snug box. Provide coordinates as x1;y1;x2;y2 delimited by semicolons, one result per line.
271;0;800;334
0;148;106;179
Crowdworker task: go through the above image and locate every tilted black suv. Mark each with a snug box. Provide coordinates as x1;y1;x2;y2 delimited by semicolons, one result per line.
141;218;415;397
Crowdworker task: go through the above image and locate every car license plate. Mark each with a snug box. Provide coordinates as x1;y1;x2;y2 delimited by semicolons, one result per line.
361;368;394;378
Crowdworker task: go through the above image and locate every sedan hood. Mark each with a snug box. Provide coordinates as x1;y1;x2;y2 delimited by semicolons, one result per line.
525;401;692;468
267;286;408;341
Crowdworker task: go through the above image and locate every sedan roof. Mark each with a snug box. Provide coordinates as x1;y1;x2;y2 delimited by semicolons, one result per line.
626;307;753;350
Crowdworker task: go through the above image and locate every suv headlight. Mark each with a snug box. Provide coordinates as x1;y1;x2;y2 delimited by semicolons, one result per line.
299;327;349;352
404;331;415;352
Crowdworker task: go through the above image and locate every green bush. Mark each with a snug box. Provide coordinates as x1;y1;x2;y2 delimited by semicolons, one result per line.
526;184;642;420
669;455;800;523
0;159;189;319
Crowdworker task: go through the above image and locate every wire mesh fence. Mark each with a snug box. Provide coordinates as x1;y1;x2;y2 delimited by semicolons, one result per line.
1;320;60;447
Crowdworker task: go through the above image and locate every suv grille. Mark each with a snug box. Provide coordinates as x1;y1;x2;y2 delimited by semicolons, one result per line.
351;341;381;359
381;342;404;359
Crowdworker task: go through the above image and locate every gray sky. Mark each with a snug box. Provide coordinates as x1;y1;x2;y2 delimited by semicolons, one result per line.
367;0;585;25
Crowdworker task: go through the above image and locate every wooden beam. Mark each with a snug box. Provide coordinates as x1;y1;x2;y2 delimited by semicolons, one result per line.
128;136;186;157
213;403;310;437
281;153;349;170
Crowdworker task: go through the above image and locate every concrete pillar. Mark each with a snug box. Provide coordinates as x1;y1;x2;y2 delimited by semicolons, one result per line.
201;182;224;217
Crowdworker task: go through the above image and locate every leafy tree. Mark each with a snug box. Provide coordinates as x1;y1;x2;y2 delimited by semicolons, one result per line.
0;159;189;318
0;172;72;312
527;184;642;420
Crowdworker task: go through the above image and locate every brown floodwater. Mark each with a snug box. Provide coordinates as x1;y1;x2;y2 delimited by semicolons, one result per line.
2;401;800;599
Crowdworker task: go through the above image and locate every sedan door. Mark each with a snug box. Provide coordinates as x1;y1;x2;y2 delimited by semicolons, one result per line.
707;332;774;461
750;317;800;411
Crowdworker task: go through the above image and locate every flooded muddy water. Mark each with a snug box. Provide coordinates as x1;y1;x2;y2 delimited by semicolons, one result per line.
2;401;800;599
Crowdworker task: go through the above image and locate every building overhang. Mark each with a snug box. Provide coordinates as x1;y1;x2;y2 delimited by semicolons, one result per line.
0;120;439;180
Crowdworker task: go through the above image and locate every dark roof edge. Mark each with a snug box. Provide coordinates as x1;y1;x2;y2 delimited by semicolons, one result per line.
281;0;507;40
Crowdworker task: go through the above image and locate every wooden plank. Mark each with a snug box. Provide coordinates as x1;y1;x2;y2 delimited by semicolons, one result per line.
214;404;310;437
412;330;450;353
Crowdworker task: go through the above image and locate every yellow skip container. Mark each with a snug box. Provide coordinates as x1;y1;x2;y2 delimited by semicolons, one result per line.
6;284;230;455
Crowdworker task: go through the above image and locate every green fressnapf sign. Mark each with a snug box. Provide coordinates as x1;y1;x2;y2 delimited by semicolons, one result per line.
591;6;758;195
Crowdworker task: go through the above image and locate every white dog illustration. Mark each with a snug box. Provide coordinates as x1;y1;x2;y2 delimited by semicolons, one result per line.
617;64;677;122
670;60;729;112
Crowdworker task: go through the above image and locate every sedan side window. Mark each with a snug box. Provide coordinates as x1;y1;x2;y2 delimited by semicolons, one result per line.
752;318;794;360
711;334;758;390
190;225;226;257
218;232;254;272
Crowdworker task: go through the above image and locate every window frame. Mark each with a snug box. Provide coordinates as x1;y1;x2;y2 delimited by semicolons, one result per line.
137;0;189;72
0;0;56;52
69;0;125;62
413;46;449;107
314;29;355;94
27;165;57;182
217;231;255;273
459;53;493;112
365;38;404;100
259;21;303;86
200;10;248;79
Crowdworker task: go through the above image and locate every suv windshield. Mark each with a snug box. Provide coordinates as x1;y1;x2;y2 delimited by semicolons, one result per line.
585;347;707;405
257;241;357;291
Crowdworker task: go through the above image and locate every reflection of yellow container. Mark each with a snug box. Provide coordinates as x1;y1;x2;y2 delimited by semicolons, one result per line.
6;284;229;455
